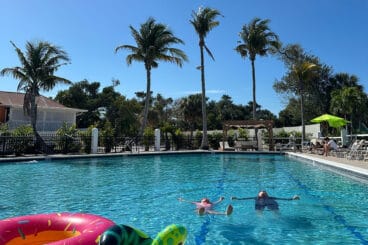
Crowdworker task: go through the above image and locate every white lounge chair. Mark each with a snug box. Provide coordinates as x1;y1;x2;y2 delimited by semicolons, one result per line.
219;141;235;151
345;140;365;160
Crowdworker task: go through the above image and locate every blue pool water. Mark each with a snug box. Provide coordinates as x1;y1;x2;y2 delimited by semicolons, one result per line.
0;153;368;244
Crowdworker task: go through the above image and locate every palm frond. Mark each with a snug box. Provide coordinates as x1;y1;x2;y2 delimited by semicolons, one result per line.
190;7;222;38
115;45;139;53
116;17;187;70
235;44;249;58
236;17;280;60
10;41;33;76
204;45;215;61
126;54;145;65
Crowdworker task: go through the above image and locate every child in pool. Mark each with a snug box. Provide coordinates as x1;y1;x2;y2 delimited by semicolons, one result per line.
178;197;233;215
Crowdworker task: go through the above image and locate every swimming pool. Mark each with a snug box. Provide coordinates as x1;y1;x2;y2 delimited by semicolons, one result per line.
0;153;367;244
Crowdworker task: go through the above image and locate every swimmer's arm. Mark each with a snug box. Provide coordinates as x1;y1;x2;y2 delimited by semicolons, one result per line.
273;195;300;200
212;196;225;205
231;196;255;201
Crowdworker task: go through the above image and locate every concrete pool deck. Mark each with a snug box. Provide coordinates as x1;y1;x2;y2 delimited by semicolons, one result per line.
287;152;368;181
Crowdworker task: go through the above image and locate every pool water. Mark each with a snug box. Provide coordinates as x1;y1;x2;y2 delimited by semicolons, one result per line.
1;153;368;244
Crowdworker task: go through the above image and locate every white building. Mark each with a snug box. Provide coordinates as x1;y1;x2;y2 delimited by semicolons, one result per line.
0;91;86;131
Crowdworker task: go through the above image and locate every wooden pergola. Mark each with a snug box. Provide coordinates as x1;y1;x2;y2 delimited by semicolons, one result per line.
223;120;274;151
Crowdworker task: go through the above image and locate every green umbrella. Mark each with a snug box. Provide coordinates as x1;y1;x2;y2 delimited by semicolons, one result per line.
310;114;349;128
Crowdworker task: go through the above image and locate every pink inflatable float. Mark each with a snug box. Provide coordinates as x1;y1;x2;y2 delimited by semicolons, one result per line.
0;212;115;245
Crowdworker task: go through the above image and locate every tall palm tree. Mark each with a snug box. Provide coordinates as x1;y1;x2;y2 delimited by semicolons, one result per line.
190;7;222;149
235;18;280;120
1;41;71;152
291;61;317;144
115;18;187;137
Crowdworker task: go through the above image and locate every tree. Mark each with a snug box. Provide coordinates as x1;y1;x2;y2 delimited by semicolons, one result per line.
274;44;327;125
190;7;222;149
55;80;101;128
1;41;71;152
179;94;203;139
330;86;368;134
110;96;141;137
235;17;280;120
290;61;318;143
151;93;173;128
115;17;187;137
55;79;141;136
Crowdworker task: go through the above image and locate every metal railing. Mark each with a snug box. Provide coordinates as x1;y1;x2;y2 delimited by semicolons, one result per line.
0;134;299;156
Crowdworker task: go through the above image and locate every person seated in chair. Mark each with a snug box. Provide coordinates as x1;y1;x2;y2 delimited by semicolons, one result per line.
321;137;338;156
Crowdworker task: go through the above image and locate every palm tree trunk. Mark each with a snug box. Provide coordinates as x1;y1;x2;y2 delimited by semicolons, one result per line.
30;96;40;150
251;59;257;120
300;83;305;146
251;59;260;147
140;66;151;138
30;95;38;134
199;42;209;150
30;95;51;153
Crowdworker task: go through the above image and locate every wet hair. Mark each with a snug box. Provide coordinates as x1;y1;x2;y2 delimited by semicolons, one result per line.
258;191;268;198
201;198;211;203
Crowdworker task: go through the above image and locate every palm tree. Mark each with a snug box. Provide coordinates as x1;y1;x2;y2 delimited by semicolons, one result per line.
291;61;318;144
115;18;187;137
235;18;280;120
190;7;222;150
1;41;71;152
330;86;368;134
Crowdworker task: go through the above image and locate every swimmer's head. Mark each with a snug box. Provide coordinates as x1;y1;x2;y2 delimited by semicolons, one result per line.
201;198;211;204
258;191;268;198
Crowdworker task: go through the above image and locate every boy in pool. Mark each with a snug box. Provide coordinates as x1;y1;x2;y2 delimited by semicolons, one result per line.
231;190;300;211
178;197;233;215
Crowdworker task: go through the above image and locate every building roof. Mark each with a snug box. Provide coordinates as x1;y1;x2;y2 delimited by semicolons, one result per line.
0;91;86;112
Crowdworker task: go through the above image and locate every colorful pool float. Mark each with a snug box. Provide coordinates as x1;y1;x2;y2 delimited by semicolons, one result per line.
99;223;187;245
0;212;115;245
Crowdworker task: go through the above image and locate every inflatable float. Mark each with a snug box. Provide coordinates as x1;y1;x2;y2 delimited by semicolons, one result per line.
0;212;187;245
99;223;187;245
0;212;115;244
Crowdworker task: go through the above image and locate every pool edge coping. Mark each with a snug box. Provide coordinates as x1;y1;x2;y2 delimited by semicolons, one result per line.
287;152;368;181
0;150;281;163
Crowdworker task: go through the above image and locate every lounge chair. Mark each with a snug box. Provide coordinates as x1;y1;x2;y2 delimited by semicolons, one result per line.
219;141;235;151
345;140;365;160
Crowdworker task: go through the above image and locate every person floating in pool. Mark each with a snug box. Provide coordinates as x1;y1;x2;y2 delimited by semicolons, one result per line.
231;190;300;211
178;196;233;215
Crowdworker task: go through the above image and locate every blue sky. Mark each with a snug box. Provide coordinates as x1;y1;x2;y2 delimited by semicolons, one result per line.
1;0;367;115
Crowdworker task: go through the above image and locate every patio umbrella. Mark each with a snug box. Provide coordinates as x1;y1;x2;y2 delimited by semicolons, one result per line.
310;114;349;128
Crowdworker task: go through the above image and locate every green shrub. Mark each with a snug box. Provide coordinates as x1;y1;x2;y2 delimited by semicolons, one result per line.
143;127;154;151
56;123;82;153
10;125;34;155
208;132;223;149
173;129;183;150
227;130;235;146
101;120;114;153
274;129;289;138
0;124;10;136
194;130;202;149
81;125;94;154
238;128;249;140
